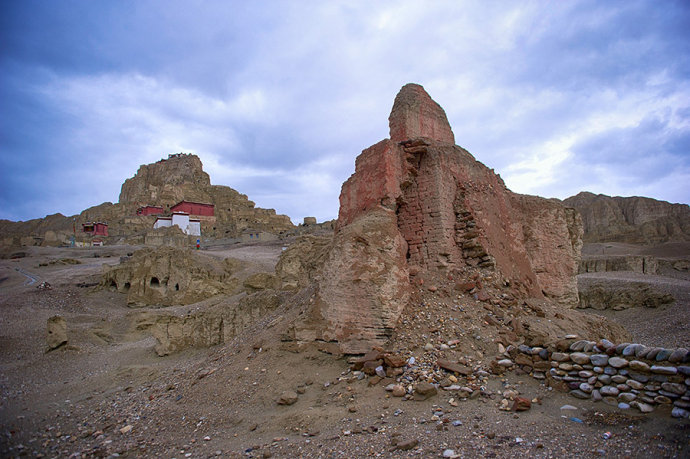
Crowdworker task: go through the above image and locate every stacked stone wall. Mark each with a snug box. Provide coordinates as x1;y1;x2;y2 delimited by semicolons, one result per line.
494;339;690;418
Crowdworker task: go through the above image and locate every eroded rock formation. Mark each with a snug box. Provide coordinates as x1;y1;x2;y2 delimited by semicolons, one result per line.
294;83;586;353
1;153;294;246
101;247;241;306
139;291;284;356
119;154;294;238
578;280;674;310
564;192;690;244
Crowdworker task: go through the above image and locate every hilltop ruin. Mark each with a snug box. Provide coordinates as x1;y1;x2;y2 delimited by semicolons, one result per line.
285;83;621;353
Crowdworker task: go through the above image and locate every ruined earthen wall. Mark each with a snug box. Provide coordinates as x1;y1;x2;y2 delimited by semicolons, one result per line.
297;83;586;353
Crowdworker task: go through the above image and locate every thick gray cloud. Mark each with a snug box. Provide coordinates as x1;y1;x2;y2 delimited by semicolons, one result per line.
1;0;688;224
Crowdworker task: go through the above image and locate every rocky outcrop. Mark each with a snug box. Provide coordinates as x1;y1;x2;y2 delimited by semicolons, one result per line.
1;153;294;246
578;280;675;310
274;235;331;290
119;154;211;205
119;153;294;238
388;83;455;145
136;291;284;356
101;247;241;306
564;192;690;244
512;195;583;305
293;83;586;353
143;225;191;247
294;208;411;352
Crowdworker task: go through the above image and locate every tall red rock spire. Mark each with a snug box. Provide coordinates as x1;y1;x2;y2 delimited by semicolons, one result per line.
388;83;455;144
294;83;585;353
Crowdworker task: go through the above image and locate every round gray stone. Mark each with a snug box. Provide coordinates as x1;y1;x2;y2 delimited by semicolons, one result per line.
656;349;673;361
608;357;628;369
570;340;587;351
633;401;654;413
551;352;570;362
570;389;591;399
629;360;649;371
599;339;614;350
598;374;612;384
579;383;593;393
622;344;639;356
611;375;627;384
628;372;649;383
634;345;649;357
590;354;608;366
615;343;630;354
669;348;688;363
627;380;644;390
618;392;637;403
672;407;690;418
570;352;590;365
651;365;677;375
645;347;662;360
661;382;686;395
600;385;620;397
655;395;672;404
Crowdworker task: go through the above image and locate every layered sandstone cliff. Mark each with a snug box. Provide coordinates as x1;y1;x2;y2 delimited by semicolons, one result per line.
564;191;690;244
293;84;586;353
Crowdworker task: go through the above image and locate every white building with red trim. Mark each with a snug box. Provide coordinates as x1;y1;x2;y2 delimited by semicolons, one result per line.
153;212;201;236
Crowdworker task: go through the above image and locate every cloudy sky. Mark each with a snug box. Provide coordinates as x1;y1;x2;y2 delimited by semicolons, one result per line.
1;0;689;223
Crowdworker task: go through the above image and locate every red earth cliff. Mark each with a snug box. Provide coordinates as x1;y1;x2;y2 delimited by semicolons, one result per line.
295;83;585;353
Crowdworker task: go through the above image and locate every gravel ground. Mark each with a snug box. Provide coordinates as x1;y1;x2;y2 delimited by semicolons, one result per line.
578;272;690;348
1;244;688;458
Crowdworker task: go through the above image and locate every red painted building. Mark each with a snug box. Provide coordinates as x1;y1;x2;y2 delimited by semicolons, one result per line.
136;205;164;216
170;201;214;217
82;222;108;236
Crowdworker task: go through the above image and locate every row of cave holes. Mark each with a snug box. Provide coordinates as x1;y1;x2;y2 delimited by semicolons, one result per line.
149;276;180;291
108;278;179;291
108;280;130;292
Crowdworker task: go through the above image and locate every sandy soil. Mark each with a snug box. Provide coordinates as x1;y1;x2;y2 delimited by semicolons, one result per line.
1;244;688;458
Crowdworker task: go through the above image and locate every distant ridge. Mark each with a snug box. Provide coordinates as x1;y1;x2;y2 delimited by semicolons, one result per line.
0;154;293;246
563;192;690;244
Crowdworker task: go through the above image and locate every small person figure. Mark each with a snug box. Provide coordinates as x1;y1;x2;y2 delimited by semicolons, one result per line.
196;239;200;250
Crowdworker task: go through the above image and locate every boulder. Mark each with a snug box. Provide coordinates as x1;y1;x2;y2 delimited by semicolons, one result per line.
46;316;67;349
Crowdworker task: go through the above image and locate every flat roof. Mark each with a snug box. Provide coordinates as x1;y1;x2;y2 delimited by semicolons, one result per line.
171;200;214;207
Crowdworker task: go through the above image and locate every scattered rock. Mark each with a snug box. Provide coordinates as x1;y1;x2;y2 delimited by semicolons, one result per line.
413;382;437;401
277;391;298;406
512;397;531;411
